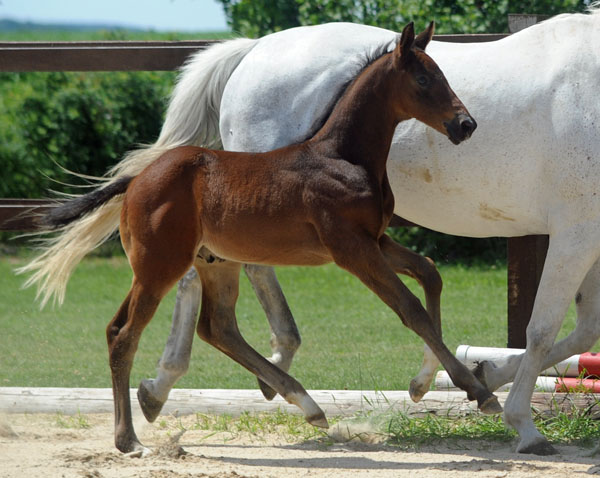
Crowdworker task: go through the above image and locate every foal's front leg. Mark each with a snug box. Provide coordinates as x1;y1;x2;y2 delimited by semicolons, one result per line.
244;264;302;400
325;231;501;414
378;235;442;402
194;260;328;428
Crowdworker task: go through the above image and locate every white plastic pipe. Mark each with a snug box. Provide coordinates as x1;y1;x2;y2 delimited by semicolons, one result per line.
435;370;558;392
455;345;581;377
435;370;600;393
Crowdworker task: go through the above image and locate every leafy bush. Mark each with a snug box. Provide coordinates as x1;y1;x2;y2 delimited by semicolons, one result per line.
0;71;174;197
387;226;506;264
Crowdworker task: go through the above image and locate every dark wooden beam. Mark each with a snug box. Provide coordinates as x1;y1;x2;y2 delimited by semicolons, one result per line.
0;40;216;72
507;235;549;347
0;35;508;72
0;199;56;231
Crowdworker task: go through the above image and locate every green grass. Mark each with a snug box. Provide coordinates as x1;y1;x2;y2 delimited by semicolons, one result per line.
144;406;600;449
347;407;600;449
0;253;585;391
54;411;91;429
185;410;329;443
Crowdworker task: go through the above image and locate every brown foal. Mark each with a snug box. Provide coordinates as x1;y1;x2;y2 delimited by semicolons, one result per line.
35;22;499;455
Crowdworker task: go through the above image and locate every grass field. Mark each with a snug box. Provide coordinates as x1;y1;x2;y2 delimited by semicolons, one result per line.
0;251;582;391
0;29;235;41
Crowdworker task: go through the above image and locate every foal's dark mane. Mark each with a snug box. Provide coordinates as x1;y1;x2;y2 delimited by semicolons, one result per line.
303;37;400;143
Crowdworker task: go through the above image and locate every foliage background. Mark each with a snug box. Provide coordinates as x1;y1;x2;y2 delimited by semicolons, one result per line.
217;0;588;37
0;1;589;261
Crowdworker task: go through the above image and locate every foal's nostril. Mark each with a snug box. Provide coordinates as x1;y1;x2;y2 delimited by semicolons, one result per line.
460;117;477;136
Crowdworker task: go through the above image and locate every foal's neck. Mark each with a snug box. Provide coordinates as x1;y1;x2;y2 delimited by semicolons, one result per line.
310;52;401;180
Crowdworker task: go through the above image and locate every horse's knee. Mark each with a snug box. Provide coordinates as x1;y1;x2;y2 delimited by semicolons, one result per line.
525;327;555;357
271;329;301;354
419;256;443;296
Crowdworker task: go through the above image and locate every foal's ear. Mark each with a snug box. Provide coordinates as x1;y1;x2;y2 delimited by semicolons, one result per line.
414;21;435;50
395;22;415;64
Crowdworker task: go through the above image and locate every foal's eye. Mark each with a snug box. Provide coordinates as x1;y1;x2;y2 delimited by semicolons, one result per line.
416;75;429;87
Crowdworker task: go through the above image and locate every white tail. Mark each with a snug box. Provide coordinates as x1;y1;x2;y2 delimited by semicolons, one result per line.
18;37;258;308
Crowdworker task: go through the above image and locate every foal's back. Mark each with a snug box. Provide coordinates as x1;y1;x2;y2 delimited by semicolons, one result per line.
121;145;378;267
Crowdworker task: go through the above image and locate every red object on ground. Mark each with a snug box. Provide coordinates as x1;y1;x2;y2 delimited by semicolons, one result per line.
578;352;600;377
555;377;600;393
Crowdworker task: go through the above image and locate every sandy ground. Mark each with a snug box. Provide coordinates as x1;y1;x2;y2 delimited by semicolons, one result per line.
1;412;599;478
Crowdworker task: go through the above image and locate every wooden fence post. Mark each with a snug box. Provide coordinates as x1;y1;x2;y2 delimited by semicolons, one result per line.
507;235;549;348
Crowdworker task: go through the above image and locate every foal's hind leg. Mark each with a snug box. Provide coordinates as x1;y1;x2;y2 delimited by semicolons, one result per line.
107;281;167;455
138;268;201;422
194;260;328;428
244;264;302;400
379;235;441;402
324;230;500;415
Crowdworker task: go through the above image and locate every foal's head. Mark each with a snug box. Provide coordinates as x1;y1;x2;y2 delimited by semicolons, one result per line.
391;22;476;145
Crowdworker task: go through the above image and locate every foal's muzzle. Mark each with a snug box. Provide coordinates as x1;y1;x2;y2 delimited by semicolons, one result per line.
444;113;477;145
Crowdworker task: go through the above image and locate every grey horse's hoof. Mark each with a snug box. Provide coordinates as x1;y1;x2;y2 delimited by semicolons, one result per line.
517;438;558;456
137;380;165;423
408;378;428;403
306;412;329;429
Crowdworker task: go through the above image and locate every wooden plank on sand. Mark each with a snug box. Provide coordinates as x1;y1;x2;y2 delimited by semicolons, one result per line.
1;387;598;418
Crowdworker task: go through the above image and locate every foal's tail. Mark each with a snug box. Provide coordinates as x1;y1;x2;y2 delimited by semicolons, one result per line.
37;176;134;230
17;37;258;308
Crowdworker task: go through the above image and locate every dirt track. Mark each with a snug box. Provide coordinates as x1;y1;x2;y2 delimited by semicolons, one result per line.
1;412;599;478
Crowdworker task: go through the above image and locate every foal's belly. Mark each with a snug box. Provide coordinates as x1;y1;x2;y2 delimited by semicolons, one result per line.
201;224;334;267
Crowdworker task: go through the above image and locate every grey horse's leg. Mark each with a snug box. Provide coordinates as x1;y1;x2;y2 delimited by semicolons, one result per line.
476;257;600;393
137;267;201;422
244;264;301;400
138;262;302;419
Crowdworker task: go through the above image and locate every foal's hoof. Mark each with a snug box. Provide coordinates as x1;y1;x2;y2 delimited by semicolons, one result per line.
517;438;558;456
479;395;503;415
257;378;278;401
306;412;330;429
137;380;165;423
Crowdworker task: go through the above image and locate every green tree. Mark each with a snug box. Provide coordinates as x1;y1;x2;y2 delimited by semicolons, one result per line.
216;0;588;36
218;0;300;36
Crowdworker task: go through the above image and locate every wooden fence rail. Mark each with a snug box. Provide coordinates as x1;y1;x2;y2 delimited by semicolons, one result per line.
0;33;545;347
